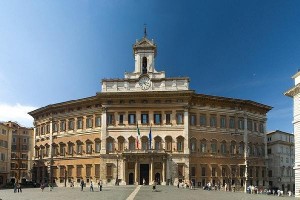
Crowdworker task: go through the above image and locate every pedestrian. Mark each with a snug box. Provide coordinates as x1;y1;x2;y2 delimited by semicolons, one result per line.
49;182;53;191
98;180;103;191
80;179;84;191
143;178;146;186
13;182;17;193
224;183;227;192
41;183;45;192
17;183;22;193
90;181;94;192
152;181;156;192
177;181;179;188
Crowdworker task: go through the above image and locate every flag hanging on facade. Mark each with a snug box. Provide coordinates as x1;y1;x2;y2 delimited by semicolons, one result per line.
148;126;152;149
136;123;140;149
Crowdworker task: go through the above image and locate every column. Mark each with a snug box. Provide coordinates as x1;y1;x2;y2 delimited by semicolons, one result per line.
101;107;107;154
150;158;153;184
135;160;138;184
123;159;126;185
183;106;189;154
162;158;166;185
243;113;248;193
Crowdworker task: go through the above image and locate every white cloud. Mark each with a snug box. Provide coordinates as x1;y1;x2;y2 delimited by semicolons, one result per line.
0;103;37;127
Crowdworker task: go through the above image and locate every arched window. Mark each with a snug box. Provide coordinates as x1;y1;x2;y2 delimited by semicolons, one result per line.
154;136;162;150
128;136;136;150
190;138;197;153
117;136;125;152
176;136;184;152
142;57;147;74
230;141;236;154
221;140;227;154
106;137;114;153
165;136;172;152
210;139;217;153
141;136;148;150
200;139;207;153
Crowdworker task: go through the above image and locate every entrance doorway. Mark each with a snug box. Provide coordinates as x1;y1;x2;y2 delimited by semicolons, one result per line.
155;173;161;184
139;164;149;185
129;173;134;185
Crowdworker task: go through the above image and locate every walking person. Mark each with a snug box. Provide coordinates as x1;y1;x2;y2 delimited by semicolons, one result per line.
13;182;17;193
80;179;84;191
90;181;94;192
17;183;22;193
152;180;157;192
41;183;45;192
98;180;102;191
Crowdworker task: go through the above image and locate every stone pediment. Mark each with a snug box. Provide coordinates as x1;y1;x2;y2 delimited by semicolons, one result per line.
133;37;156;49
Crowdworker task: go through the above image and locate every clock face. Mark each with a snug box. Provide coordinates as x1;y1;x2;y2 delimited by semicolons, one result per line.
139;76;151;90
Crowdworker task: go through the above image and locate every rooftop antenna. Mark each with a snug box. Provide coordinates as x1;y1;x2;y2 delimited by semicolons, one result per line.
144;24;147;38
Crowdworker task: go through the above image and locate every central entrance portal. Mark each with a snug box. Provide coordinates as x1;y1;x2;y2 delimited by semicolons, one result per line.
139;164;149;185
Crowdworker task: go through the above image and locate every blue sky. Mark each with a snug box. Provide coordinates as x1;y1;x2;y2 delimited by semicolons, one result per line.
0;0;299;133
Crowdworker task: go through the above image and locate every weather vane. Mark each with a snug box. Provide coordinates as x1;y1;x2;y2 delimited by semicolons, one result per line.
144;23;147;38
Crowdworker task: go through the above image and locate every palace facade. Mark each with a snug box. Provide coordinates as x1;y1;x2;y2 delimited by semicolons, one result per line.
29;32;272;191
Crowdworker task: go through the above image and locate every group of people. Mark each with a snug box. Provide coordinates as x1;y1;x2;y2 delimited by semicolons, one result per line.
177;180;195;189
80;179;103;192
13;182;22;193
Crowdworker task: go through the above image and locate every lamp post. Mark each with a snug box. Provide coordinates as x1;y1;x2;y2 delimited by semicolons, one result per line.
115;152;119;186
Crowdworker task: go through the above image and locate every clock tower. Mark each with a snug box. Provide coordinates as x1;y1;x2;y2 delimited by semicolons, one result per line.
101;30;189;92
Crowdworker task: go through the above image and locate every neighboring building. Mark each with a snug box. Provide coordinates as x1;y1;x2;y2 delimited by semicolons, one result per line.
4;121;34;183
285;71;300;197
29;32;272;191
0;123;12;187
267;130;295;193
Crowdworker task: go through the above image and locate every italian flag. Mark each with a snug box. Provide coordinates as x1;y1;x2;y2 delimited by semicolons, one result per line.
136;123;140;149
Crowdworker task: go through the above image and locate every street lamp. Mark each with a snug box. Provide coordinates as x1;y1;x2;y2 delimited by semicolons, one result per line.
115;152;119;186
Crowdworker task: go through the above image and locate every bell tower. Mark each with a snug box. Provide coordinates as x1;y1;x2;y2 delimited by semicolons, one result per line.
132;26;157;75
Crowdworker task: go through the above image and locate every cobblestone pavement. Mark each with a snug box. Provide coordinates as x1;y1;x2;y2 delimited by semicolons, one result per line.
0;186;295;200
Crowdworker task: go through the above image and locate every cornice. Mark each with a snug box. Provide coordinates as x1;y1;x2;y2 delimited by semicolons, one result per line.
285;84;300;97
191;93;272;113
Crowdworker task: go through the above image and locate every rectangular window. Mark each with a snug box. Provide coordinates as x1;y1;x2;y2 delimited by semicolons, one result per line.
200;114;206;126
86;117;93;128
95;164;100;177
128;114;136;124
95;116;101;127
77;118;83;129
212;167;216;177
166;113;171;124
46;124;50;133
68;145;73;155
191;167;196;176
254;121;258;132
259;123;264;133
210;115;217;128
60;145;65;156
220;116;226;128
247;120;252;131
119;114;124;124
86;165;91;177
107;165;112;177
68;119;74;130
176;113;184;124
53;122;58;132
190;115;196;126
238;118;244;130
154;113;162;125
2;129;7;135
107;113;114;125
201;167;206;176
60;120;66;131
141;113;149;124
229;117;235;129
76;166;82;177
